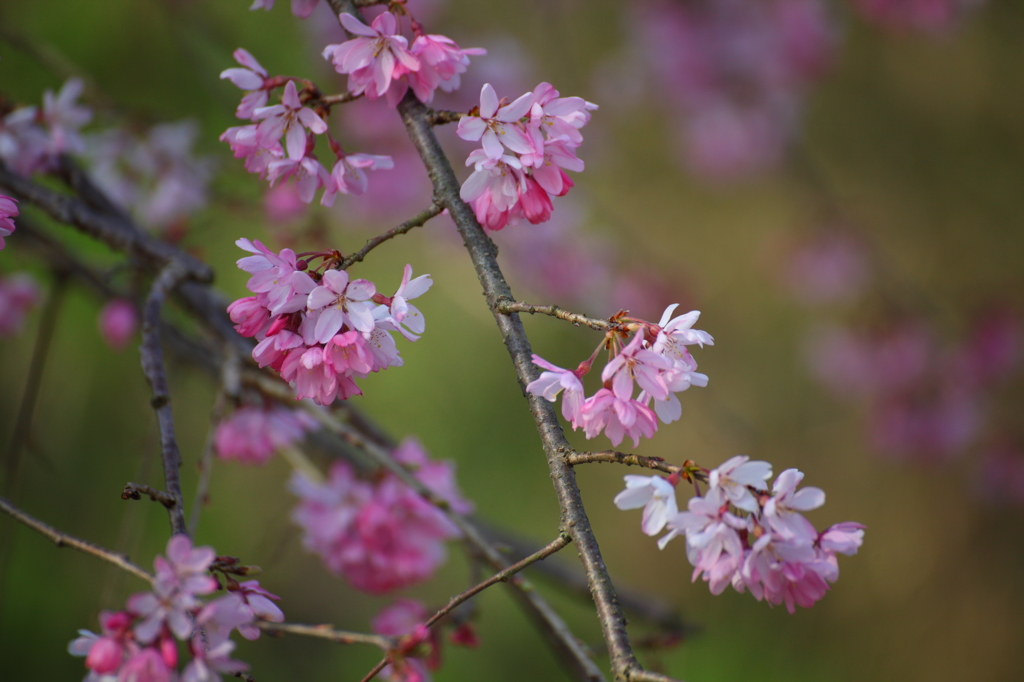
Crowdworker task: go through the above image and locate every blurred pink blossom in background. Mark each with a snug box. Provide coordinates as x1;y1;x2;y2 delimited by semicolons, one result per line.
97;299;139;351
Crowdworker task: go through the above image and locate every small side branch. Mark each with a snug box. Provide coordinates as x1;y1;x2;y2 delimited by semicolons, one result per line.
567;451;681;476
0;496;154;584
425;532;571;629
427;109;464;126
121;482;178;510
5;273;67;496
313;91;362;107
338;202;444;270
258;622;393;650
140;263;189;536
494;299;614;332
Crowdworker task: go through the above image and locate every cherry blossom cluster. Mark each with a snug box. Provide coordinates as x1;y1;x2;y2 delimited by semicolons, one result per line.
807;314;1020;461
214;405;318;465
85;121;213;232
228;238;431;405
371;598;479;682
622;0;835;180
322;10;485;107
0;272;40;337
527;304;713;447
220;48;393;206
289;437;472;594
67;535;284;682
615;456;865;613
0;194;17;249
0;78;91;176
456;83;597;230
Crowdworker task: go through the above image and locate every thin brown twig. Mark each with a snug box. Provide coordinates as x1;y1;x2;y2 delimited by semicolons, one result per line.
427;109;464;126
359;658;390;682
424;532;572;629
494;299;615;331
314;91;363;107
338;202;444;270
140;262;190;536
257;622;393;649
122;482;178;509
299;391;601;681
0;496;154;584
567;451;682;476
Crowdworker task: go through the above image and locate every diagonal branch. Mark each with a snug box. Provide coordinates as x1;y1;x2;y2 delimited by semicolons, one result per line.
140;262;190;536
338;201;443;270
393;88;649;682
0;496;154;584
424;532;571;629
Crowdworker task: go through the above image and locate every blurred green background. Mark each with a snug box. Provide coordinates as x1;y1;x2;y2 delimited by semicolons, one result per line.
2;1;1023;681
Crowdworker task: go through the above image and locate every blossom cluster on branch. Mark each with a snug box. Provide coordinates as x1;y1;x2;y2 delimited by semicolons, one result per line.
456;82;596;230
616;456;864;613
290;438;472;594
228;239;431;405
528;304;713;447
67;536;283;682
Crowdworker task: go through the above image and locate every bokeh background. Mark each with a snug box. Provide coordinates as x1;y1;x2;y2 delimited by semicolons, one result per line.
2;0;1024;680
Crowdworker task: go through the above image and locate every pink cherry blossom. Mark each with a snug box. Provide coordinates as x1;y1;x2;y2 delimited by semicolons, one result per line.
707;455;773;513
614;475;679;536
0;105;49;175
98;299;139;350
68;611;136;675
235;238;316;316
118;647;174;682
781;229;871;305
0;272;40;337
214;406;317;465
0;194;18;248
580;388;659;448
267;153;332;204
253;80;328;160
322;11;421;101
220;124;282;178
220;48;272;119
41;78;92;157
408;34;486;103
602;332;673;403
457;84;537;161
232;581;284;640
322;153;394;205
306;268;377;342
660;487;748;594
182;633;249;682
129;536;218;643
373;598;430;637
526;355;585;427
373;599;436;682
377;264;432;341
762;468;824;541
